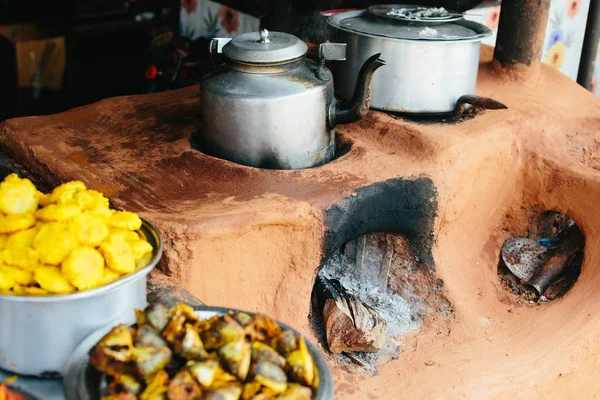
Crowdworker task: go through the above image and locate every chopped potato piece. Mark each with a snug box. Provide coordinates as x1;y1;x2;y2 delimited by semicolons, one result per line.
0;265;33;285
33;222;78;265
34;266;75;294
62;247;104;290
98;268;121;287
35;203;81;222
100;234;135;274
69;214;109;246
0;213;36;234
0;174;38;215
108;211;142;231
0;268;16;290
43;181;86;205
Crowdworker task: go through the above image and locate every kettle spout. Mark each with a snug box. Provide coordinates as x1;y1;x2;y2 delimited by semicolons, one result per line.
331;53;385;127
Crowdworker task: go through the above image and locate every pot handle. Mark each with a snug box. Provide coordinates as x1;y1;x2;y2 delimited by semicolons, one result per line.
319;42;347;61
209;38;233;56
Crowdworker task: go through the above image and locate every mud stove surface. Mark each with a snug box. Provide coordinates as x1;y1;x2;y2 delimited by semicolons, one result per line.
2;49;600;399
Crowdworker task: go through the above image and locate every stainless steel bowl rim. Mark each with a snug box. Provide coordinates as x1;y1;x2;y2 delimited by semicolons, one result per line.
327;9;492;42
0;218;163;303
63;306;334;400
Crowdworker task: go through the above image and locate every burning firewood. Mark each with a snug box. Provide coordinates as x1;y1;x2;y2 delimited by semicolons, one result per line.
313;275;387;354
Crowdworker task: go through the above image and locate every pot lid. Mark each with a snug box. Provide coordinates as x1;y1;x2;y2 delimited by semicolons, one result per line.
328;9;492;41
223;29;308;64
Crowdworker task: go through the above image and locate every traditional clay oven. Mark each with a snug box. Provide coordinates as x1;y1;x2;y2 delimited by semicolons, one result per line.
2;1;600;397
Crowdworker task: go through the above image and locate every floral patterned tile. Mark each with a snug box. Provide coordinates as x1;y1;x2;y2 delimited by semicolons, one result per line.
180;0;259;39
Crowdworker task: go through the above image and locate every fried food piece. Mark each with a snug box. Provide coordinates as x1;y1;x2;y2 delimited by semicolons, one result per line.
276;384;313;400
132;347;172;380
22;286;48;295
128;239;153;260
33;266;76;294
144;303;169;332
244;314;281;342
251;342;286;369
33;222;78;265
108;211;142;231
41;180;86;206
1;227;38;270
241;381;262;400
0;234;6;251
35;203;81;222
100;394;137;400
0;265;33;286
134;325;167;349
111;229;141;242
140;370;169;400
250;360;288;394
202;381;242;400
0;174;38;215
0;213;35;234
285;338;314;387
188;359;220;387
166;370;201;400
73;189;109;211
201;314;245;350
61;246;104;290
0;268;16;290
98;268;122;287
219;339;251;381
272;331;299;358
90;326;134;377
173;325;209;361
68;214;108;246
108;374;142;395
100;233;135;274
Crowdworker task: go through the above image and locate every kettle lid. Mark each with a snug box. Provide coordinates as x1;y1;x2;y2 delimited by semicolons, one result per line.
223;29;308;64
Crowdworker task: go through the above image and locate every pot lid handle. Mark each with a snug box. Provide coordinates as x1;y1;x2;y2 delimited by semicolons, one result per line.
258;29;272;44
319;42;347;61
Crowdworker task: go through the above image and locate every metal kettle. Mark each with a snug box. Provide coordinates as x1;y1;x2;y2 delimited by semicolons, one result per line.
199;29;385;170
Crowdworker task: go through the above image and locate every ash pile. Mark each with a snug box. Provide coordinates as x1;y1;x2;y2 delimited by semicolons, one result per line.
311;233;453;374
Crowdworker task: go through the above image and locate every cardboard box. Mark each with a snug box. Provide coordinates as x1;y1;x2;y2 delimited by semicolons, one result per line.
0;23;66;120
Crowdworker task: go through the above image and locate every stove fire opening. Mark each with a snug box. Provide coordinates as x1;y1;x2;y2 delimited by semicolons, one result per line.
310;232;453;374
498;210;585;303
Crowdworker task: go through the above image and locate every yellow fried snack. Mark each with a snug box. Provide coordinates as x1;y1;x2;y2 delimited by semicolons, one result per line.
69;214;109;246
0;234;6;250
62;247;104;290
0;265;33;286
1;228;39;270
107;211;142;231
128;239;153;260
40;180;86;206
0;213;36;234
0;268;16;290
34;266;75;294
23;286;49;295
0;174;39;215
100;233;136;274
35;203;81;222
110;229;141;242
33;222;78;265
73;189;110;210
98;268;121;287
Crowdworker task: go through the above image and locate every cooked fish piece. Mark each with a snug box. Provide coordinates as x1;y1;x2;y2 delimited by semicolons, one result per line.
201;314;244;350
250;360;288;394
140;370;169;400
134;325;167;349
144;303;169;332
244;314;281;343
202;381;242;400
276;383;313;400
241;381;262;400
132;347;172;380
166;370;202;400
100;394;137;400
188;359;220;387
285;339;314;387
251;342;285;369
173;325;209;361
272;331;298;358
219;339;251;381
108;374;142;395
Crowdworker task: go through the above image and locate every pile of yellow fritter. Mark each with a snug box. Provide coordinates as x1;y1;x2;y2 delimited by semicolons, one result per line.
0;174;153;295
91;303;319;400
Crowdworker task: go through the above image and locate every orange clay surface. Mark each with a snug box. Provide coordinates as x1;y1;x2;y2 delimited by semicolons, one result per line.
2;47;600;399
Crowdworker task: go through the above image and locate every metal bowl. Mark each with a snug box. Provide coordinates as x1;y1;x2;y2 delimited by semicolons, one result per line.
0;219;163;377
63;306;335;400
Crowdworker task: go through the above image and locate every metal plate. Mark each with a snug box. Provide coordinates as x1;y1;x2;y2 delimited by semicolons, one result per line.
368;4;464;24
63;307;334;400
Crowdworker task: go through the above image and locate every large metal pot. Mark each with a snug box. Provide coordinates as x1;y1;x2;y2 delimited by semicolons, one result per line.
328;9;492;114
63;306;334;399
199;29;384;170
0;220;163;377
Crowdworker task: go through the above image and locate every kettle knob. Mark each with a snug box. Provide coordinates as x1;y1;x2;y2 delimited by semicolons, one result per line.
258;29;272;44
